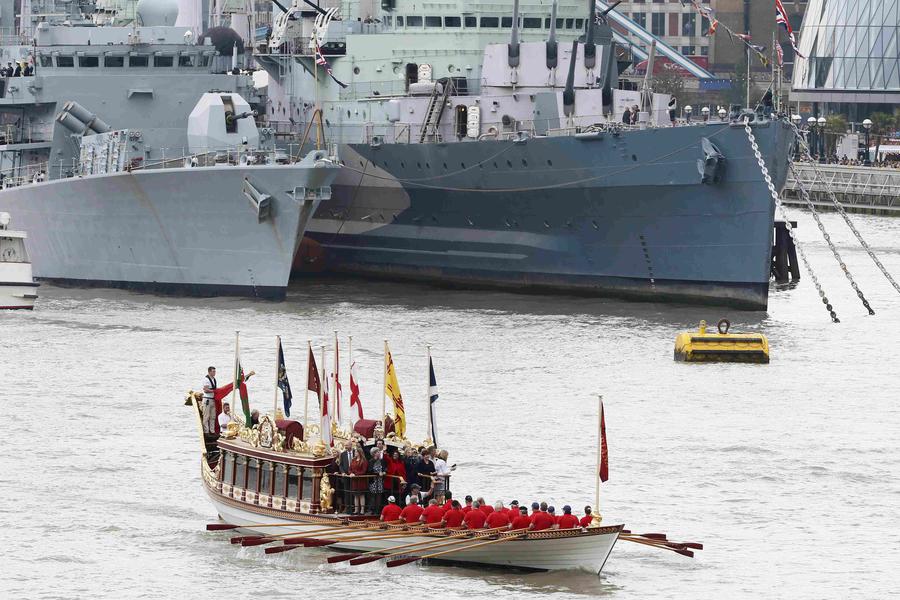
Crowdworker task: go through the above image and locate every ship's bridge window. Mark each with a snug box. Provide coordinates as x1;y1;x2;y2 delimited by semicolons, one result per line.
444;16;461;27
199;55;211;67
523;17;541;28
395;16;403;26
178;54;196;67
406;16;422;27
464;16;476;27
501;16;512;27
565;18;574;28
383;15;392;27
556;18;564;29
105;55;125;67
78;55;99;68
39;55;52;68
575;18;584;30
425;16;441;27
129;54;149;67
56;55;74;68
480;17;499;27
154;55;174;67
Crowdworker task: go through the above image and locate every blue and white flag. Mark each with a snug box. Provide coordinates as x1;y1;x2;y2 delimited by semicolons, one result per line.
428;356;439;445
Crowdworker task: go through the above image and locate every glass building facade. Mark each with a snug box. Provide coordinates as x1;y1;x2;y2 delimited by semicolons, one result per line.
792;0;900;120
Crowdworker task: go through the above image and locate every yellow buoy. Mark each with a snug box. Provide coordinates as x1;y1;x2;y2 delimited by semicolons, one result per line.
674;319;769;364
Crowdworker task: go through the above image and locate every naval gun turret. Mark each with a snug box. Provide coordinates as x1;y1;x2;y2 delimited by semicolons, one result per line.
187;92;259;154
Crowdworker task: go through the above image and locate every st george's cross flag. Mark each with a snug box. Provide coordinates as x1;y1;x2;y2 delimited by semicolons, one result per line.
277;338;293;416
428;356;439;446
349;361;364;422
321;370;332;446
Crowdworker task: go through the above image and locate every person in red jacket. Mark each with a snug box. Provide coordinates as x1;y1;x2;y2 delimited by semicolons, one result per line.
477;497;494;516
461;495;474;514
399;497;424;523
380;496;402;522
385;450;407;503
505;500;520;520
529;502;556;531
579;506;595;528
443;500;465;528
485;502;510;529
557;505;580;529
463;501;487;529
441;491;454;512
420;499;446;526
510;506;533;530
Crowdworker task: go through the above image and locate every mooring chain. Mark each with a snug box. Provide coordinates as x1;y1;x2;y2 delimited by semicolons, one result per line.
786;162;875;315
744;119;840;323
789;122;900;297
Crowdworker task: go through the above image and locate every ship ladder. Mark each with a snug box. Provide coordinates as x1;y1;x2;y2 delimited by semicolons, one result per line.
419;79;454;143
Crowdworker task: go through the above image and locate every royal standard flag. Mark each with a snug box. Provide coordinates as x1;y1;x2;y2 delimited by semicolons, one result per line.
277;338;292;416
384;344;406;437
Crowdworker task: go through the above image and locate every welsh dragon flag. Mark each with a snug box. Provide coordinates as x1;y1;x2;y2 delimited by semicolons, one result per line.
233;344;251;425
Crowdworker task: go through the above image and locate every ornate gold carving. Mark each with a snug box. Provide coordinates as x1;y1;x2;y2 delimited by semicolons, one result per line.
320;474;333;512
273;432;285;452
291;438;310;453
312;439;327;457
259;416;275;448
223;421;240;439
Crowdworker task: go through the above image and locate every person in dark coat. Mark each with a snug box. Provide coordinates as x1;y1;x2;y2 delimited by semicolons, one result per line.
621;106;632;125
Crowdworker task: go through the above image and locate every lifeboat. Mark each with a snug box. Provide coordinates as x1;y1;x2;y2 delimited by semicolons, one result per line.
0;212;38;309
674;319;770;364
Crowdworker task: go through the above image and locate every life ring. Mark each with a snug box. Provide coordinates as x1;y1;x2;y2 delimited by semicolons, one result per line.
717;318;730;335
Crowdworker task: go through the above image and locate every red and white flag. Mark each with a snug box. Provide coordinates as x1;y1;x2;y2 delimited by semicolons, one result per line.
334;335;342;424
349;361;364;422
775;0;804;58
599;400;609;483
776;42;784;67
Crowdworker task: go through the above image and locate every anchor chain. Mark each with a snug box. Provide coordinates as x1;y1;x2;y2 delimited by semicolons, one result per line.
789;121;900;298
744;120;840;323
786;161;874;315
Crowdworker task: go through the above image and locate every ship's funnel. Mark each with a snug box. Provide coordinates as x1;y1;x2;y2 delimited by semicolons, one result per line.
62;101;112;134
584;0;597;70
546;0;558;69
508;0;520;68
563;40;578;116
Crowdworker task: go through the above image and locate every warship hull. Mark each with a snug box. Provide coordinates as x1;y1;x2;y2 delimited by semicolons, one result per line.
297;120;793;309
0;163;336;299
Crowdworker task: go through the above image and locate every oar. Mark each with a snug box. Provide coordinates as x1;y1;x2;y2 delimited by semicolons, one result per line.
348;526;510;566
386;528;531;568
240;520;400;546
281;521;418;546
619;536;694;557
301;529;431;548
208;519;359;531
327;528;469;564
620;534;703;550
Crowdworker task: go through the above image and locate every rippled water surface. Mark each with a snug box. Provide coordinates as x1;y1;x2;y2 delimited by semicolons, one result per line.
2;212;899;599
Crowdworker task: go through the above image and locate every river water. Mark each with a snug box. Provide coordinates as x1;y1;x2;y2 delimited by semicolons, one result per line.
2;211;899;599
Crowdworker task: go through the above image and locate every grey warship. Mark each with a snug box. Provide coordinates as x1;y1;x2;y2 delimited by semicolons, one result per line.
0;0;338;299
261;0;793;309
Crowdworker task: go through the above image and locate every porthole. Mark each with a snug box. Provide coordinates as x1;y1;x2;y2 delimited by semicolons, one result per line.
522;159;528;167
547;159;553;166
401;161;406;168
426;162;431;168
592;220;599;230
493;162;498;168
443;162;448;169
417;162;422;169
347;110;351;118
461;162;466;169
543;221;551;228
632;154;637;161
506;159;512;167
353;66;361;75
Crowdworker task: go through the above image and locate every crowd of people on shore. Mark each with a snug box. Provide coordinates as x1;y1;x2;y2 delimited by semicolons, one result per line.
323;439;595;531
798;155;900;168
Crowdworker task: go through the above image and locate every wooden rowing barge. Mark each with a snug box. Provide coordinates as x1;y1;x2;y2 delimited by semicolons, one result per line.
188;394;625;572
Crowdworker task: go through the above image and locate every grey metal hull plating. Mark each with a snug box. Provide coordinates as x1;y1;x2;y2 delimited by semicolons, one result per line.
301;121;793;309
0;163;336;299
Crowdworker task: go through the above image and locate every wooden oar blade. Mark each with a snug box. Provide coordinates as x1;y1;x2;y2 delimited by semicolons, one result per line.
674;548;694;558
639;533;667;540
281;536;312;545
349;555;385;566
207;523;240;531
231;536;261;545
386;557;419;568
683;542;704;550
265;544;301;555
327;553;361;564
241;537;274;547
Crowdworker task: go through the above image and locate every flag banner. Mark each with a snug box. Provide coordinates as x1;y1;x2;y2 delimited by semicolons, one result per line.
685;0;772;67
775;0;804;58
384;346;406;437
599;400;609;483
236;363;251;425
349;361;363;421
776;42;784;67
307;346;321;396
314;38;348;88
321;375;332;446
278;339;293;417
428;356;439;446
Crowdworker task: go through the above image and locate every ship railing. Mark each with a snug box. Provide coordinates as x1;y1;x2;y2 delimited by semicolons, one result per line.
129;148;299;171
0;161;50;189
338;77;482;102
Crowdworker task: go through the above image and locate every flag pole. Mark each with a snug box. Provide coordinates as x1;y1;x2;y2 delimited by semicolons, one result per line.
231;330;239;419
594;393;604;524
304;340;311;438
321;344;327;440
382;339;387;421
274;335;280;416
333;330;338;429
426;344;432;443
348;335;353;425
